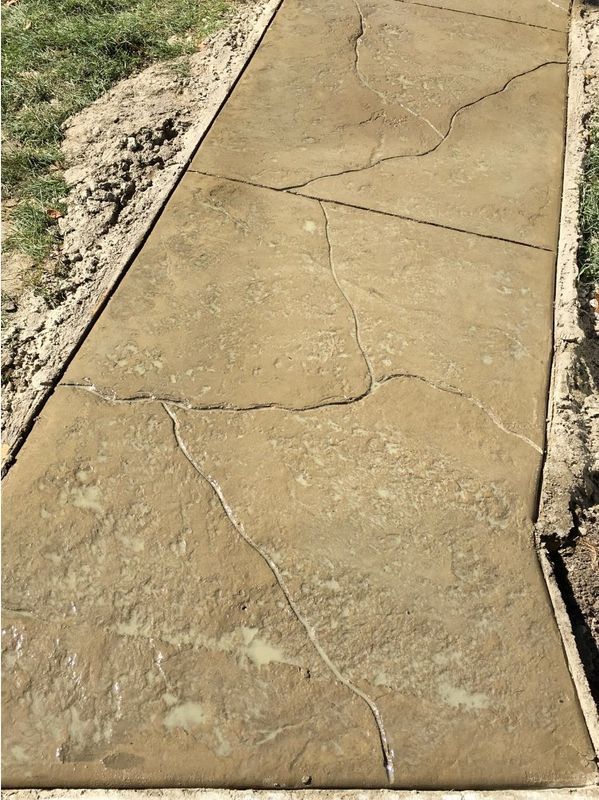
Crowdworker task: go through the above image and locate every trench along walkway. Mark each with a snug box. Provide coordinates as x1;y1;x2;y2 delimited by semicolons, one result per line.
3;0;598;789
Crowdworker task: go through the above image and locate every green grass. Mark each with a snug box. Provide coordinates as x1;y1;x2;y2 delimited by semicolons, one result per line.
579;115;599;285
2;0;233;279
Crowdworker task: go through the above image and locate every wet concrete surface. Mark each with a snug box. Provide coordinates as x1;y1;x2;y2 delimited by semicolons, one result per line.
393;0;570;31
2;0;597;790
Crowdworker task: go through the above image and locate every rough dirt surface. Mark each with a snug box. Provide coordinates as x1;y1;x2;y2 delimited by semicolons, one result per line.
1;0;279;463
536;0;599;713
5;791;599;800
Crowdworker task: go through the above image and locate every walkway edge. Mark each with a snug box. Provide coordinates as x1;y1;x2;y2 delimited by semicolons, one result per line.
4;789;599;799
536;0;599;763
1;0;284;477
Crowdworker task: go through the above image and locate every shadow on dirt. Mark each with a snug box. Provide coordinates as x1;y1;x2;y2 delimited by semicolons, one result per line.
552;546;599;707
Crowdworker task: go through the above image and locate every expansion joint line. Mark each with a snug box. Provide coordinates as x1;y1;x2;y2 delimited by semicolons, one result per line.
187;169;553;252
161;401;396;784
282;60;567;192
391;0;564;32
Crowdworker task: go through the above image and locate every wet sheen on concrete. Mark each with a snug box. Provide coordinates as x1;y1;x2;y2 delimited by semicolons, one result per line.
2;0;596;790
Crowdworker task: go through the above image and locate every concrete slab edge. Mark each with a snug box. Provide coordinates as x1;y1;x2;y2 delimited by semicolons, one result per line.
537;548;599;759
4;790;599;800
535;0;599;767
4;3;598;797
1;0;284;476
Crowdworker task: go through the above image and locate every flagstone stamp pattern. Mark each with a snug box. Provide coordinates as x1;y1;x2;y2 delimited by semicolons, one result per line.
2;0;596;790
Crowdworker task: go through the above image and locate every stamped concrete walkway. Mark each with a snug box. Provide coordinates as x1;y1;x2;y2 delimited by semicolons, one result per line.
2;0;597;790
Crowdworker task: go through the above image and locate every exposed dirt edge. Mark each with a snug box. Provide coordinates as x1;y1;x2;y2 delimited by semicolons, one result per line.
4;791;599;800
1;0;282;473
536;0;599;761
3;786;599;800
538;548;599;758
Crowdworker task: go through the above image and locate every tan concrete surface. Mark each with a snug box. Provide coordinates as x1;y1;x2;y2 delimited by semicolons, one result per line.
191;0;567;248
64;175;554;445
64;175;370;408
1;383;595;786
2;0;596;791
400;0;570;31
301;63;567;250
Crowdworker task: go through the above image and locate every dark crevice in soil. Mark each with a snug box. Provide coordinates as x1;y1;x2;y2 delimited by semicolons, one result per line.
549;546;599;710
551;91;599;719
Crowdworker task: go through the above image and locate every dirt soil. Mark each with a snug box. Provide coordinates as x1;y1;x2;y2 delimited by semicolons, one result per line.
1;0;277;463
537;0;599;712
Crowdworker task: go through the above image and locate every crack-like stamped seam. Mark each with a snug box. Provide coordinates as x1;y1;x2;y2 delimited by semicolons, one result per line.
385;372;544;453
351;0;392;167
60;381;370;412
282;60;567;192
391;0;567;32
320;200;375;390
161;400;396;784
352;0;442;147
189;167;555;252
60;376;543;453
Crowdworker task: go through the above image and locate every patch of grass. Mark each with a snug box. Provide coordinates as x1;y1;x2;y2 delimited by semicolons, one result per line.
579;115;599;285
2;0;233;269
7;194;65;262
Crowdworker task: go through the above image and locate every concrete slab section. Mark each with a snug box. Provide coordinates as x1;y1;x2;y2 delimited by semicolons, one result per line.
320;202;555;445
192;0;566;215
64;176;554;446
2;389;381;788
301;63;567;250
400;0;569;31
188;0;567;250
64;174;370;408
2;380;595;787
2;0;596;791
169;379;594;787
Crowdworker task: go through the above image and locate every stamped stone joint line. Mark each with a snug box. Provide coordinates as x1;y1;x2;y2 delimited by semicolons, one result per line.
352;0;442;139
60;371;543;452
281;61;567;193
60;366;544;450
391;0;566;32
320;201;375;390
161;401;396;783
188;168;555;252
